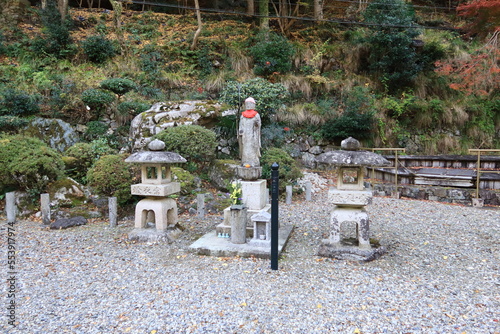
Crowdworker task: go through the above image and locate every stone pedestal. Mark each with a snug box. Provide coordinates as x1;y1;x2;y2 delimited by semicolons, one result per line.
326;206;371;249
134;197;178;230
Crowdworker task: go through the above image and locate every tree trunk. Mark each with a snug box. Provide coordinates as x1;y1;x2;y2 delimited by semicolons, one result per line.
247;0;254;15
57;0;68;20
190;0;203;50
314;0;323;21
110;0;124;52
259;0;269;31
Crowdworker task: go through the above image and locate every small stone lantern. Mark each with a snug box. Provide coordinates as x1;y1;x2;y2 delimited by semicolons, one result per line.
316;137;390;260
125;139;186;242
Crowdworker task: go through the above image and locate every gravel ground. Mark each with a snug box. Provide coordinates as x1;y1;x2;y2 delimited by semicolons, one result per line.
1;189;499;333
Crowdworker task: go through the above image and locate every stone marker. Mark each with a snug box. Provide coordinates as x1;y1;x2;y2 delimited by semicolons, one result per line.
197;194;205;218
6;192;16;223
109;197;117;227
41;193;51;225
286;185;292;205
230;205;247;244
305;181;312;201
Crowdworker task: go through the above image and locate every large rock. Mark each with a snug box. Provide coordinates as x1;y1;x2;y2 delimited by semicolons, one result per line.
129;101;235;152
22;117;79;152
50;216;87;230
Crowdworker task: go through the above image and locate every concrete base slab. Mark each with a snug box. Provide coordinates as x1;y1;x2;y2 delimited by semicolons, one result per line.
128;227;182;243
189;225;294;259
318;239;386;262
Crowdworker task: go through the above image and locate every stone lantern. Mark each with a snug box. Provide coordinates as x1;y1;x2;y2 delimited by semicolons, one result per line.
316;137;390;260
125;139;186;242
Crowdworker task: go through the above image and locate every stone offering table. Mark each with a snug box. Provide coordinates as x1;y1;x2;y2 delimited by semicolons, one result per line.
316;137;390;261
125;139;186;242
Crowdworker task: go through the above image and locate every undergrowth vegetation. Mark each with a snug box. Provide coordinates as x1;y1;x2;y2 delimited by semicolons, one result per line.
0;2;498;200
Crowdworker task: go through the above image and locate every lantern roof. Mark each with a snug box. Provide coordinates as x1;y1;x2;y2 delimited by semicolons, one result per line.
316;137;391;167
125;139;186;164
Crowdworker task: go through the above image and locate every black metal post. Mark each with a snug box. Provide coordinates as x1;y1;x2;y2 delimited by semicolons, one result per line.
270;162;279;270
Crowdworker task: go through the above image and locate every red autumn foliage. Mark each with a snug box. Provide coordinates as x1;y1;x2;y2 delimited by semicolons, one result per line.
435;37;500;95
457;0;500;37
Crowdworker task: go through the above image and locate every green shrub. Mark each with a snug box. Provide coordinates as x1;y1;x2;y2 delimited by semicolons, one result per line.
117;101;150;117
100;78;136;97
171;167;196;195
321;86;376;142
261;148;302;189
0;89;40;116
64;140;117;184
219;78;289;121
155;125;217;168
30;2;75;59
81;89;115;116
0;116;29;133
86;154;134;205
83;121;108;141
321;110;374;142
362;0;421;92
261;123;293;149
82;35;116;64
0;134;64;195
250;32;295;76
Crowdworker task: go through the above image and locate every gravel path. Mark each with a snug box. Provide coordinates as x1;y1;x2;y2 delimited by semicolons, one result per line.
1;190;499;333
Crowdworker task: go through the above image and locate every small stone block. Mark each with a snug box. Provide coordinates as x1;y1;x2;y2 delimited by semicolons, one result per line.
472;198;484;207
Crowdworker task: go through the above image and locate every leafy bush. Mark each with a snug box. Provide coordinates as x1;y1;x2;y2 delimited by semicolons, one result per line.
0;134;64;195
250;32;295;76
261;148;302;190
30;2;75;58
82;35;116;64
321;86;376;142
118;101;149;114
0;116;29;133
0;89;40;116
81;89;115;116
322;110;375;142
171;167;196;195
83;121;108;141
86;154;135;205
155;125;217;167
219;78;289;121
64;139;117;184
261;123;293;149
362;0;421;92
100;78;136;97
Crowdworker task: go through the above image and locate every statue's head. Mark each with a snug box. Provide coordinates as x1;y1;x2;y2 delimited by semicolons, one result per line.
245;97;256;110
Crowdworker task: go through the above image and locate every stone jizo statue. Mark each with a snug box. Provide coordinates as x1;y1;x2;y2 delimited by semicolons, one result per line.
238;97;261;168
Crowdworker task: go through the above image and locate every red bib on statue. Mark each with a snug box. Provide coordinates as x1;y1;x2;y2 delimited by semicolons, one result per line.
242;109;258;118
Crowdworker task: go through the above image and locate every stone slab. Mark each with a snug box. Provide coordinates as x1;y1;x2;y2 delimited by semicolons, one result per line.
128;227;182;243
318;242;386;262
131;182;180;196
188;225;294;259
